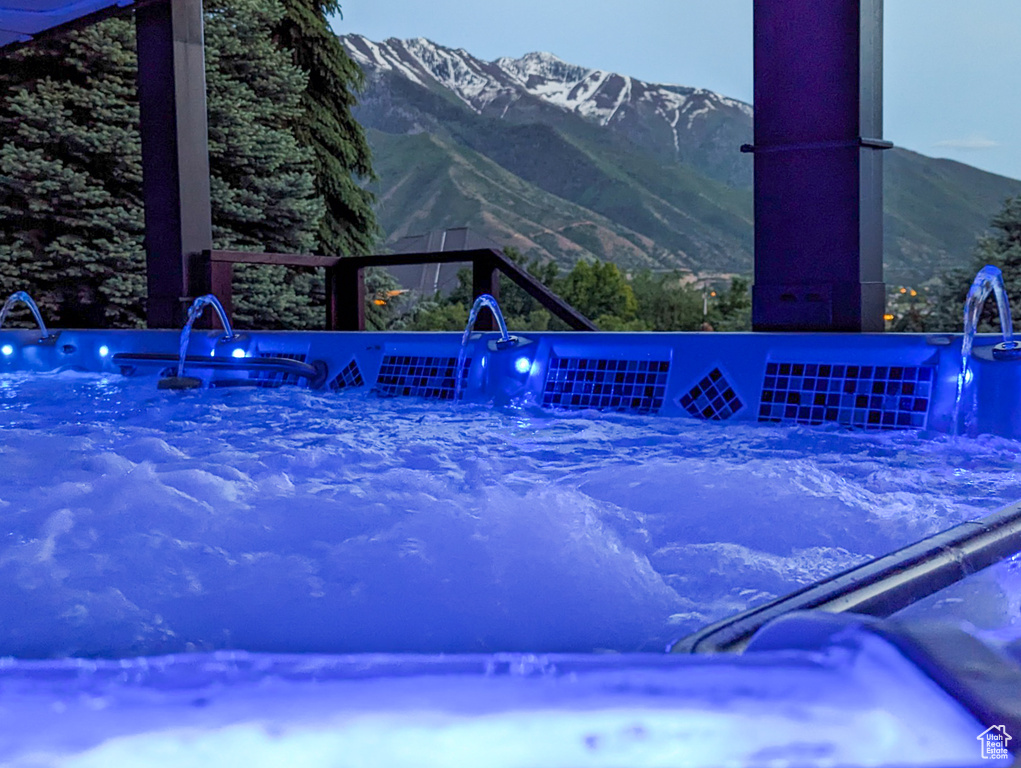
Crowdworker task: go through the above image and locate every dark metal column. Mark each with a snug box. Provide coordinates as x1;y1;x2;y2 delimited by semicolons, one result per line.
135;0;213;328
750;0;889;332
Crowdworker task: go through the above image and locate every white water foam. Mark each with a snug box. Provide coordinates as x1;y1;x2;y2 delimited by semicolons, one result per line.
0;372;1016;657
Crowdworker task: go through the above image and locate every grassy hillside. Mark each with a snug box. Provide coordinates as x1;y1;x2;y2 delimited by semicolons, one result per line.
367;129;674;271
360;72;754;272
356;70;1021;282
884;149;1021;285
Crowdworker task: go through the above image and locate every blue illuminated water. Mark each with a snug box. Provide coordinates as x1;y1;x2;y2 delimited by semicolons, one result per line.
0;371;1017;766
0;371;1018;658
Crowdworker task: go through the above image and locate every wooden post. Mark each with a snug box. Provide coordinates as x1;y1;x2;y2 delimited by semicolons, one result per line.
188;251;231;329
136;0;213;328
325;264;338;330
209;259;233;330
471;253;500;331
329;261;365;330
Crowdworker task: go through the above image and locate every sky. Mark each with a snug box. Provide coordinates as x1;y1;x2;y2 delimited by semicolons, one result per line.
332;0;1021;182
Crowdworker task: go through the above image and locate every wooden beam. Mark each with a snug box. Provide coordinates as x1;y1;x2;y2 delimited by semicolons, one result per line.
208;249;340;268
136;0;213;328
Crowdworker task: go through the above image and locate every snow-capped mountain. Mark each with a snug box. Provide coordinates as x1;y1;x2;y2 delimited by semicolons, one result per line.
342;36;518;113
339;34;1021;282
494;49;751;133
342;35;752;187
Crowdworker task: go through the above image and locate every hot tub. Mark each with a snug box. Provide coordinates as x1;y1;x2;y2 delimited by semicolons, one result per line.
0;327;1017;766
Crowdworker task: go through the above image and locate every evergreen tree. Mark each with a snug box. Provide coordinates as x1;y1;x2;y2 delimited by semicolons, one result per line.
920;195;1021;333
273;0;379;256
972;196;1021;334
203;0;325;329
0;20;146;327
0;0;329;329
363;267;416;330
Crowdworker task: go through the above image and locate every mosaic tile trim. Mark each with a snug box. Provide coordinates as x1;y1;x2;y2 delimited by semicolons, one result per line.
759;362;934;429
330;359;365;390
375;355;471;400
252;352;308;388
679;367;743;420
542;357;669;414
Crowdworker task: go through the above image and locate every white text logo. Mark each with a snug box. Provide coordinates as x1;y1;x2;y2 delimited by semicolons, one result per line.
977;725;1012;760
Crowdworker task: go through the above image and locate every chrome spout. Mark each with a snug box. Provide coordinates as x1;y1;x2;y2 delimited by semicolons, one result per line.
0;291;54;342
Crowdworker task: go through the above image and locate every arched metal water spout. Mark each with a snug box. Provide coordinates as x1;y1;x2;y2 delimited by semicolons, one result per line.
0;291;55;342
461;294;515;350
176;294;238;379
960;265;1020;363
953;265;1021;432
454;294;518;401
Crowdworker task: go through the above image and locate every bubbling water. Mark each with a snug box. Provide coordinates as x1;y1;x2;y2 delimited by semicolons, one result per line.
0;372;1017;658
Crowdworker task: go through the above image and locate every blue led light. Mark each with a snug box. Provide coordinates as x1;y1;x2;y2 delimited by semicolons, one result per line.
98;345;109;358
231;348;246;359
514;356;531;374
1;344;13;356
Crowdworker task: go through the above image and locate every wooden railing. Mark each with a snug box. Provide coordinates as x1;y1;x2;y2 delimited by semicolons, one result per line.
199;248;596;332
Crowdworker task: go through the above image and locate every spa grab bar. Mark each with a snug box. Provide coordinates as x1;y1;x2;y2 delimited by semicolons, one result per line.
670;499;1021;654
112;353;327;386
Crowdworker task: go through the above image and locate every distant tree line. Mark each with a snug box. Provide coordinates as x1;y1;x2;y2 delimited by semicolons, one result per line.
0;0;376;329
373;247;753;333
378;192;1021;334
888;195;1021;333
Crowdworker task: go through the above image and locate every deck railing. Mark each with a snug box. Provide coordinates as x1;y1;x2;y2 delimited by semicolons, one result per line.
198;248;596;332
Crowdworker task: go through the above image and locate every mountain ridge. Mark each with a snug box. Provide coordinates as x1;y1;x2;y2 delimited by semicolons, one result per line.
343;34;1021;285
343;34;752;187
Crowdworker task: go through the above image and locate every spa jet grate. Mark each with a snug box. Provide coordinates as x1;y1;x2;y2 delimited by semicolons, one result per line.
375;355;471;400
330;359;365;390
542;356;669;414
758;362;934;430
679;368;743;420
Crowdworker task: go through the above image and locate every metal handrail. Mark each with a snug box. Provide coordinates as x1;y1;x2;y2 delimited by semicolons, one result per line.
670;499;1021;654
112;352;324;384
199;248;597;333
